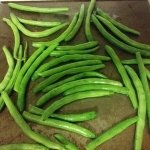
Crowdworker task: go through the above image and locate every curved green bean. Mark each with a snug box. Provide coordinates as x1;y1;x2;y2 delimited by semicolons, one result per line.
92;15;150;56
36;78;122;107
65;4;84;41
1;92;64;150
136;52;150;128
29;105;97;122
23;111;96;138
145;67;150;80
32;12;79;47
17;44;57;112
64;84;129;95
50;46;99;57
96;8;140;35
14;46;45;92
85;0;95;41
33;64;105;93
0;46;14;92
3;18;20;60
32;54;110;81
8;3;69;13
105;45;138;109
18;17;61;27
56;41;99;50
125;65;146;150
42;90;114;120
54;134;79;150
0;143;49;150
43;71;107;92
121;58;150;65
86;116;138;150
97;15;150;51
39;60;102;77
10;13;68;38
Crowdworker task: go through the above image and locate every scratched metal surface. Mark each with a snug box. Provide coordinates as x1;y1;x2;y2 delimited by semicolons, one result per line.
0;1;150;150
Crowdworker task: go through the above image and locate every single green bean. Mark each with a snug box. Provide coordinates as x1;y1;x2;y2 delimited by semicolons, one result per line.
96;8;140;35
39;60;102;77
32;12;79;47
10;13;68;38
65;4;84;41
121;58;150;65
125;65;146;150
36;78;121;107
0;143;49;150
23;111;96;138
136;52;150;128
33;64;105;93
86;116;138;150
42;90;114;120
105;45;138;109
18;17;61;27
3;18;20;60
92;15;150;56
43;71;107;92
64;84;129;95
50;46;99;57
17;44;57;112
32;54;110;81
29;105;97;122
8;3;69;13
1;92;64;150
0;46;14;92
14;46;45;92
97;15;150;51
54;134;79;150
56;41;99;50
145;67;150;80
85;0;95;41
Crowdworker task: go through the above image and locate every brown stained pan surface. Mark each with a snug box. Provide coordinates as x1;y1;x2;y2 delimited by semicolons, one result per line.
0;1;150;150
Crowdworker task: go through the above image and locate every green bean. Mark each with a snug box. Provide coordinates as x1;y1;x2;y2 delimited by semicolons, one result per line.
10;13;68;38
32;54;110;81
36;78;121;107
23;42;28;63
43;71;107;92
8;3;69;13
145;67;150;80
42;90;114;120
17;44;58;112
65;4;84;41
29;105;97;122
50;46;99;57
33;64;105;93
96;8;140;35
97;15;150;51
121;58;150;65
125;65;146;150
0;46;14;92
64;84;129;96
1;92;64;150
105;45;138;109
54;134;79;150
0;143;49;150
14;46;45;92
92;15;150;56
23;111;96;138
85;0;95;41
86;116;138;150
56;41;99;50
136;52;150;128
39;60;102;77
3;18;20;60
18;17;61;27
32;12;79;48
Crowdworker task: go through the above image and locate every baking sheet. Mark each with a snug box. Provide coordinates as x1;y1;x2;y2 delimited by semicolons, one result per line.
0;1;150;150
